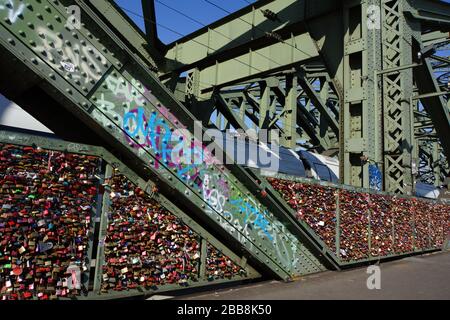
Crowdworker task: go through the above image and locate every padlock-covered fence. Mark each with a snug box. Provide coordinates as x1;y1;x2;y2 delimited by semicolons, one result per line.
99;173;248;295
0;143;258;300
0;0;327;281
0;144;99;300
1;135;448;300
267;177;450;264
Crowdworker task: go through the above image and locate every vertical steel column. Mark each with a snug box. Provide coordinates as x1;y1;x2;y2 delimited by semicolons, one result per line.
87;159;105;292
391;209;396;253
283;74;298;149
342;0;383;189
381;0;415;194
335;190;341;259
427;207;432;249
259;82;271;129
186;68;201;98
199;238;208;280
239;98;246;122
433;143;441;186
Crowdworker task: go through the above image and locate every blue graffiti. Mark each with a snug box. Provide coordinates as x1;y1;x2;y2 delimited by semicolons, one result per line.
369;164;382;191
123;107;211;181
230;199;273;241
123;107;172;163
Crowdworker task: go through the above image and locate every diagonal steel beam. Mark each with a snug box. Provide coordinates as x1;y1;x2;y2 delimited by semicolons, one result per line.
413;56;450;162
214;93;249;131
271;82;331;151
430;55;450;66
297;73;339;136
163;0;339;73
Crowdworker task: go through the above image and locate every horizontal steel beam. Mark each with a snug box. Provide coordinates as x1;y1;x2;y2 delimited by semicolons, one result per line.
163;0;340;76
176;32;320;92
421;30;449;50
405;0;450;30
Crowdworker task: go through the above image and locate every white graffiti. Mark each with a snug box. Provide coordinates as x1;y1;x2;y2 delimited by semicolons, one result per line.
65;5;81;31
67;143;84;153
95;93;122;125
103;76;147;108
0;0;25;23
367;5;381;30
89;73;301;272
202;174;227;214
61;61;75;73
35;27;107;85
92;74;151;159
214;210;255;252
269;220;301;269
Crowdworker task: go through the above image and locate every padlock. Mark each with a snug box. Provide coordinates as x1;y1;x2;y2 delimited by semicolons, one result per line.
268;178;338;252
0;144;100;299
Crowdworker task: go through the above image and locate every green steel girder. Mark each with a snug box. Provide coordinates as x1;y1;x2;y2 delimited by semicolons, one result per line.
162;0;340;78
180;31;320;94
212;89;281;133
297;71;340;136
0;0;336;280
296;101;333;151
99;0;449;196
232;78;334;151
85;0;161;71
271;80;336;151
214;92;250;131
168;0;448;195
338;0;430;194
304;6;346;109
422;30;449;47
430;55;450;67
140;0;163;50
405;0;450;30
0;129;261;299
416;138;448;186
414;58;450;162
341;0;383;189
381;0;417;194
202;70;338;152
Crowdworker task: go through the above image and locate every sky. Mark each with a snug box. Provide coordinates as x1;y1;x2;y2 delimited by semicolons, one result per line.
115;0;449;91
114;0;257;44
115;0;450;45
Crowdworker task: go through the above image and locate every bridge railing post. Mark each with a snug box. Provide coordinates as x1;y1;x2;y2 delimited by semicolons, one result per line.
93;164;113;294
335;189;341;261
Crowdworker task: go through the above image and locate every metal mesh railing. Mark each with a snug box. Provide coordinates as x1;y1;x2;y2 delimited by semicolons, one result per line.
0;142;258;300
267;177;450;265
0;143;100;300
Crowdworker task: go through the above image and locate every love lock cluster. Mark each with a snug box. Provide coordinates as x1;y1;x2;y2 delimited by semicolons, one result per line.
0;144;98;300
